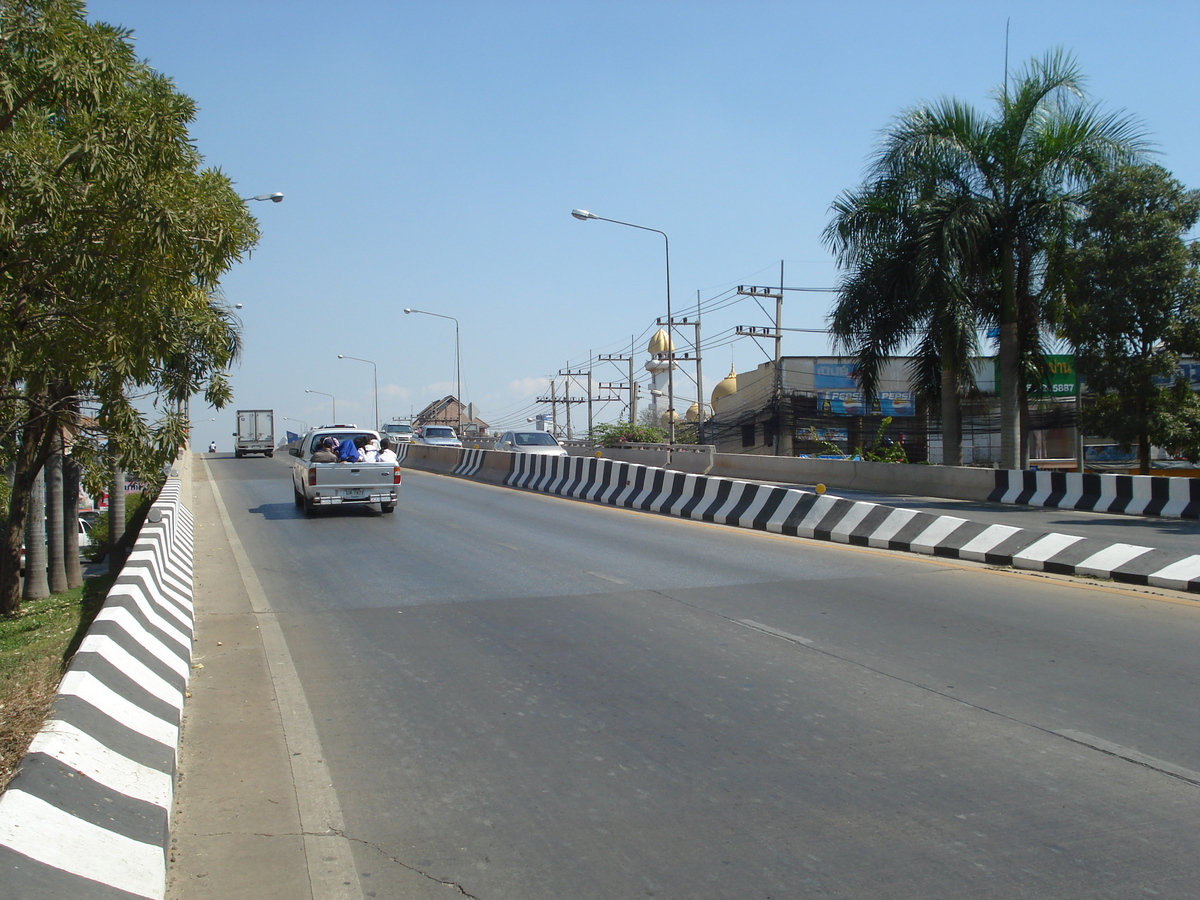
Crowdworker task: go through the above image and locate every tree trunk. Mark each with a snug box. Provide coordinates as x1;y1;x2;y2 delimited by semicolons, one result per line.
0;424;52;612
998;244;1023;471
940;352;963;467
46;430;68;593
108;457;126;576
998;321;1023;470
63;452;83;589
23;469;49;600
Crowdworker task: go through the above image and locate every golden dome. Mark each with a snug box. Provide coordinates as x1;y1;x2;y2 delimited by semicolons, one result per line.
686;401;704;422
661;408;680;426
647;328;674;355
711;365;738;403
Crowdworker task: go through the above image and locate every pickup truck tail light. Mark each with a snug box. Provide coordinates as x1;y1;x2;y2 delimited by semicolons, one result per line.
393;466;402;485
308;467;317;487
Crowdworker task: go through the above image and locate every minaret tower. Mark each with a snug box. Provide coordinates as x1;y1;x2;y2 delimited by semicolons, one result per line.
644;327;675;425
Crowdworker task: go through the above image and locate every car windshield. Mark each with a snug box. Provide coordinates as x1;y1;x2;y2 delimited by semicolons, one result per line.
385;425;412;434
425;427;455;439
515;432;557;446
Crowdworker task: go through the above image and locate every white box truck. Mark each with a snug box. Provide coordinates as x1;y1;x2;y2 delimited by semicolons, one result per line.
235;409;275;458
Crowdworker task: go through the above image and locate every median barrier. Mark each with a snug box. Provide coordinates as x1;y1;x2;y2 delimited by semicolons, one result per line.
399;443;460;474
0;456;195;900
990;469;1200;519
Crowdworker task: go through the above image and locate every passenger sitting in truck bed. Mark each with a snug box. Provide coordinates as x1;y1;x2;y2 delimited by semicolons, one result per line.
312;436;340;463
338;437;363;462
361;438;381;462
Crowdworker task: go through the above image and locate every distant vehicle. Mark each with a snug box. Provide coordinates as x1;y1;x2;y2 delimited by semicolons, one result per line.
289;427;400;516
380;421;414;444
208;441;217;453
234;409;274;458
415;425;462;448
494;430;568;457
20;517;98;575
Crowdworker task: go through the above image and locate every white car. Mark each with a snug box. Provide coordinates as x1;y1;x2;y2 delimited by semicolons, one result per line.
494;430;568;457
415;425;462;448
380;422;414;444
20;517;98;574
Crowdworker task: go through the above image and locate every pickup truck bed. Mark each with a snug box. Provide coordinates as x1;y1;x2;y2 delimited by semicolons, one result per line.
290;428;401;516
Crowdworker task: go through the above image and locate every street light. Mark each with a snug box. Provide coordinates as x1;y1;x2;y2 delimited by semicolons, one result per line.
281;416;309;433
304;389;336;422
571;209;675;445
338;355;379;429
242;192;284;202
404;308;461;430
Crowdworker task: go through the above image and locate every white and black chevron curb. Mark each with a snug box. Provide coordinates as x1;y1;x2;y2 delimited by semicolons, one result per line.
453;448;486;477
0;479;194;900
990;469;1200;519
499;455;1200;593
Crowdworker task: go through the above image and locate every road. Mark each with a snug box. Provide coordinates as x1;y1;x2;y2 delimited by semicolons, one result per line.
174;453;1200;899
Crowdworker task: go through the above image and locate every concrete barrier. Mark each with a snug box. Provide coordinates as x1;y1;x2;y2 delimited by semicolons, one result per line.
990;469;1200;519
397;443;460;475
588;445;1200;519
0;467;195;900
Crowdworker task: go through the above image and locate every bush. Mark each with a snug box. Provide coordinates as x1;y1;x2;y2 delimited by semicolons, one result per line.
858;416;909;463
590;421;668;447
85;492;150;561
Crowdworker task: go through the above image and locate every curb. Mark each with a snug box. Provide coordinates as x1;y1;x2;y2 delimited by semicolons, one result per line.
0;478;194;900
990;469;1200;519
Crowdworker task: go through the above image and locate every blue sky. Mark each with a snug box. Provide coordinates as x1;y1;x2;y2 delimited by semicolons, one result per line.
84;1;1200;449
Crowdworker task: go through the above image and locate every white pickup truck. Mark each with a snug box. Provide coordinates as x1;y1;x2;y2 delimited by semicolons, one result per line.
289;427;400;516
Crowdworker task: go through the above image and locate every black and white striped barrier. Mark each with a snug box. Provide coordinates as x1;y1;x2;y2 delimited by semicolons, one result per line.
452;448;487;478
990;469;1200;519
0;480;193;900
501;455;1200;593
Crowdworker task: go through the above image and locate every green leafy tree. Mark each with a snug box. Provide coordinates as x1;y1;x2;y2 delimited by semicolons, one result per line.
0;0;256;614
853;49;1145;469
1060;164;1200;473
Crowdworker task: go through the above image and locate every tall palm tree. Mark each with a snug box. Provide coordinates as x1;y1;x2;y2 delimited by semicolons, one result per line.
826;172;984;466
842;49;1146;469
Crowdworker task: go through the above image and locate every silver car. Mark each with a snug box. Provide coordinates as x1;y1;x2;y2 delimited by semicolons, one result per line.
494;430;568;457
416;425;462;448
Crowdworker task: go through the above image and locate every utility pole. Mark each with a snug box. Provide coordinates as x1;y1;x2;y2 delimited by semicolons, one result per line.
736;272;840;456
656;315;696;435
597;353;635;423
559;367;593;438
736;280;785;455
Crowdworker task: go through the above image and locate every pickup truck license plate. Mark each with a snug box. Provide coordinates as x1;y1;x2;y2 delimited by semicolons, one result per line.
343;489;368;500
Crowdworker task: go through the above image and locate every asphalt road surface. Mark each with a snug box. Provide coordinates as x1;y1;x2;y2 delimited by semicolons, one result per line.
195;453;1200;899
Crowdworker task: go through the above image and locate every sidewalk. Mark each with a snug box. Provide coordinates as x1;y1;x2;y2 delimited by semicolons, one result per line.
166;460;311;900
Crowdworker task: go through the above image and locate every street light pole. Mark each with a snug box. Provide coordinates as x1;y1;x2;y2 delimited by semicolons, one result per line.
304;389;335;423
338;355;378;429
241;192;284;203
404;308;461;430
571;209;675;445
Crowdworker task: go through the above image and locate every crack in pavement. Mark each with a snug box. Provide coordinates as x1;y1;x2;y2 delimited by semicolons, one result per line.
339;830;482;899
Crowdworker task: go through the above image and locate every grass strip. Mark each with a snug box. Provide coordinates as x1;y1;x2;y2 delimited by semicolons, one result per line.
0;573;114;790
